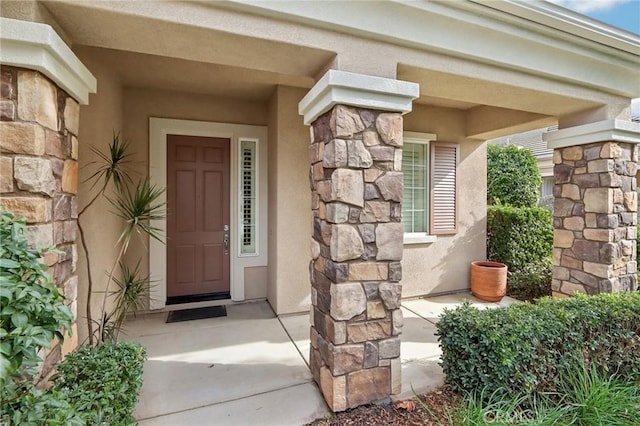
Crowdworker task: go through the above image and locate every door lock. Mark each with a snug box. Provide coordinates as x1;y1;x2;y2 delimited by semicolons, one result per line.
223;226;230;256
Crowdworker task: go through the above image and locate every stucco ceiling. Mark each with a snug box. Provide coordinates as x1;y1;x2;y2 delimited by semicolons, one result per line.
400;65;601;117
75;46;311;101
42;1;335;86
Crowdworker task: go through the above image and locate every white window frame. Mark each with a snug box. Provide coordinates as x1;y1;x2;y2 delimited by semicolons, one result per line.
541;175;554;199
402;132;438;245
238;138;259;257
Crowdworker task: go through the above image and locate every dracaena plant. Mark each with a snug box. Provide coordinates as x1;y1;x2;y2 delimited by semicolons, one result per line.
78;133;165;345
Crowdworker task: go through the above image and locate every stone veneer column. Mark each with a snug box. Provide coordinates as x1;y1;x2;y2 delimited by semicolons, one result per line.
299;70;418;411
1;17;95;381
0;66;80;379
545;120;640;296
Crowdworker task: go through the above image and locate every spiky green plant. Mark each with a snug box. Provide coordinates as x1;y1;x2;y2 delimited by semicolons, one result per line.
557;363;640;425
84;133;134;193
110;260;151;340
78;133;135;345
78;133;165;345
98;179;164;342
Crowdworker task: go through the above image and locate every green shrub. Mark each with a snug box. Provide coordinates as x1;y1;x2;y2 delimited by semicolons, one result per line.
507;263;552;301
487;205;553;299
52;342;147;425
436;292;640;398
487;144;541;208
0;210;74;425
3;386;81;426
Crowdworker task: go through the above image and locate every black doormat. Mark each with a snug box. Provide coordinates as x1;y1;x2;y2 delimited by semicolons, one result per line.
166;305;227;323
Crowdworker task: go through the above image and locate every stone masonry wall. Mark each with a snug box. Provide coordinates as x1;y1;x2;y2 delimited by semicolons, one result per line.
0;66;79;379
309;105;404;411
552;141;638;296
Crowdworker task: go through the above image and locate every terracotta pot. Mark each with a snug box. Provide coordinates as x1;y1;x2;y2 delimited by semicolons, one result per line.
470;261;507;302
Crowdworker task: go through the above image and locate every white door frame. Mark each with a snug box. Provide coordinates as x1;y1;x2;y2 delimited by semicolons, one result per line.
149;117;268;310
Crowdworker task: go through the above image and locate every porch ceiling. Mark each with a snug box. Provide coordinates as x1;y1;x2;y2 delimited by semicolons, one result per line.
403;65;600;117
75;46;311;101
42;1;334;85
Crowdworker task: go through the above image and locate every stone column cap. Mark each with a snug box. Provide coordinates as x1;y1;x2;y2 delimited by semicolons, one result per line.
299;70;419;125
0;17;96;104
544;119;640;149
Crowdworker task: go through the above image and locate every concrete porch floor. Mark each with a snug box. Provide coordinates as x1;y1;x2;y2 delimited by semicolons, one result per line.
124;293;517;425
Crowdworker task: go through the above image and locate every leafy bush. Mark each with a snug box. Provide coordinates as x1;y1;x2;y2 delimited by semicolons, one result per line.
436;292;640;398
0;210;74;425
0;212;146;425
487;205;553;299
52;342;147;425
3;386;81;426
507;263;552;301
487;144;541;208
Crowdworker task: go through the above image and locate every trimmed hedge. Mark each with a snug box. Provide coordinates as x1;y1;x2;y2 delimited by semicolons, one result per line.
487;205;553;271
487;205;553;300
487;144;541;208
52;343;146;425
436;292;640;397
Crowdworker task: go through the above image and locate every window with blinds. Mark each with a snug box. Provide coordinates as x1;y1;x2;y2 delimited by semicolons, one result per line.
402;142;428;233
541;176;554;198
401;136;459;238
240;139;257;255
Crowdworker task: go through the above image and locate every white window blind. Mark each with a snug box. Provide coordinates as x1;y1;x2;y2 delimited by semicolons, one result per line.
239;139;257;255
541;176;554;198
402;142;428;233
429;142;459;235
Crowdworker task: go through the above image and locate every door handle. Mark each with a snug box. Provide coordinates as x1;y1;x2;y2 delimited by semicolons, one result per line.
224;233;229;256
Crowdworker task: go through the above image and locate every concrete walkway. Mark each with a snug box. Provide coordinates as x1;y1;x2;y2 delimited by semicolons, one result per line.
125;293;516;425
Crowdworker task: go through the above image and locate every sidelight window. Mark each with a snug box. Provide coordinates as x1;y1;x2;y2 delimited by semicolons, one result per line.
239;139;257;256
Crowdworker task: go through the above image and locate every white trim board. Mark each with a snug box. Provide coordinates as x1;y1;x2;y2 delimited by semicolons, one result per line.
149;118;268;310
299;70;420;125
0;17;96;104
544;119;640;149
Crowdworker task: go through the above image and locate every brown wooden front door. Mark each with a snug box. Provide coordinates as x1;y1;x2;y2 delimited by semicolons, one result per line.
167;135;230;300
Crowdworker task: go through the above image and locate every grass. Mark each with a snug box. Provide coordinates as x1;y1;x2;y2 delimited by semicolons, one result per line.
417;363;640;425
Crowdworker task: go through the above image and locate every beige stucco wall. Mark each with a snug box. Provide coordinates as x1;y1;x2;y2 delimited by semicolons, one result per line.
266;86;312;314
401;105;487;296
74;47;124;343
244;266;268;300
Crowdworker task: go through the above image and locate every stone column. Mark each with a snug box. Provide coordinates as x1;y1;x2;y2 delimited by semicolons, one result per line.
299;70;419;411
545;120;640;296
1;17;95;381
0;66;80;378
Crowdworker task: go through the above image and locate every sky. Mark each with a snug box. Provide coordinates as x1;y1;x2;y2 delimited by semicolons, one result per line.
547;0;640;35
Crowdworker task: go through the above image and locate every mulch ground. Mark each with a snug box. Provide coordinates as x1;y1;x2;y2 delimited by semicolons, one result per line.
307;387;460;426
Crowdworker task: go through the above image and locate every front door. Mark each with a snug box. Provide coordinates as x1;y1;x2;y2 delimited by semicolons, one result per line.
166;135;230;302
